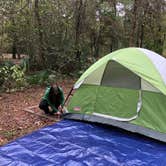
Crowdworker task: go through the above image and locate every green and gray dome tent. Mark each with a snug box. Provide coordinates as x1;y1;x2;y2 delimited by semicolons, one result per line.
64;47;166;142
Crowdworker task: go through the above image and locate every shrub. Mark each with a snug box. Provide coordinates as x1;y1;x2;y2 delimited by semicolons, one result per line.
0;65;26;91
26;70;50;85
0;61;14;68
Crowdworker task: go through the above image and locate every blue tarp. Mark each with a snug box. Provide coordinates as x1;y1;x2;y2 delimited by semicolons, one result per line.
0;120;166;166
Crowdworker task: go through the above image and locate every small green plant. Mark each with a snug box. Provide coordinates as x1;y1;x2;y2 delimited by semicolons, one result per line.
0;64;26;91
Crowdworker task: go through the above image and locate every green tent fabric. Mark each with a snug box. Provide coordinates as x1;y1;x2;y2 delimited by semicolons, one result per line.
65;47;166;142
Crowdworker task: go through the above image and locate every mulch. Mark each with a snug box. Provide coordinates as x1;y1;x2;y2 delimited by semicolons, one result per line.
0;80;74;146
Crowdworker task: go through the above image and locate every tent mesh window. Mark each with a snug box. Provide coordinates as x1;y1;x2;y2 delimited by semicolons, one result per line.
101;61;140;89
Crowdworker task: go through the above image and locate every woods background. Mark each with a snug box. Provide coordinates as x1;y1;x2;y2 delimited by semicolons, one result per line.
0;0;166;74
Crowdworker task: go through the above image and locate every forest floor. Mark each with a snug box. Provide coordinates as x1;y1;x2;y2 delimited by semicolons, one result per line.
0;80;74;146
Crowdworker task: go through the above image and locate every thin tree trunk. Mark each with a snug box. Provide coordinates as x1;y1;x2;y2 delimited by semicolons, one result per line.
34;0;45;67
11;18;17;59
112;0;117;17
129;0;138;46
111;0;117;50
12;40;17;59
139;24;144;47
0;19;4;57
92;1;103;58
94;28;101;57
75;0;83;64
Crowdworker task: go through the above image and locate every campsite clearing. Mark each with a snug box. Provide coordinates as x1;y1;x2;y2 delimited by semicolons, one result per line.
0;80;74;146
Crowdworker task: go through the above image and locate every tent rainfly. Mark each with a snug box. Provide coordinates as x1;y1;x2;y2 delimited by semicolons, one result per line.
64;47;166;142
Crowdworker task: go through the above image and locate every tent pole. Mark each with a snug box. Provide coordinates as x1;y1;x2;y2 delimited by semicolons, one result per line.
60;86;74;115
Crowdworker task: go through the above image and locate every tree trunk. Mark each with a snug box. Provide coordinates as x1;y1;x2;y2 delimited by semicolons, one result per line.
12;40;17;59
75;0;82;63
129;0;138;47
74;0;87;64
11;18;17;59
34;0;45;67
17;53;21;59
94;28;101;57
139;24;144;47
112;0;117;17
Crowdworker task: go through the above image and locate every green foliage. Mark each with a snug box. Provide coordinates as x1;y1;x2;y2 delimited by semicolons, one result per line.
26;70;69;86
26;70;50;85
0;0;166;75
20;57;30;73
0;60;14;68
0;65;26;91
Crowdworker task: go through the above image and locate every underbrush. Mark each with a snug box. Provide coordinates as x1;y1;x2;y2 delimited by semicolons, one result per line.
0;61;75;93
26;70;50;85
0;64;27;92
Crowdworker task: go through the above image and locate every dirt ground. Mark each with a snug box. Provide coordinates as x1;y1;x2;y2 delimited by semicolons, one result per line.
0;80;74;146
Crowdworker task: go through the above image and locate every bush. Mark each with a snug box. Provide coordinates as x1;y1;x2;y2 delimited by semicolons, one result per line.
0;60;14;68
26;70;67;86
0;65;27;91
20;57;30;73
26;70;50;85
